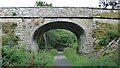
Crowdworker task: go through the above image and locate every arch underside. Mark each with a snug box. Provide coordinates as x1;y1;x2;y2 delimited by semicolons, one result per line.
33;21;85;40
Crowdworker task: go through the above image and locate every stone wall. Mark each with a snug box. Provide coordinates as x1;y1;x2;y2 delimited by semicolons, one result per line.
0;7;92;17
0;7;118;17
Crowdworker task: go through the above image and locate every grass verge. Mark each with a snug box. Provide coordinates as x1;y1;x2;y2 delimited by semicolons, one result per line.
63;48;118;66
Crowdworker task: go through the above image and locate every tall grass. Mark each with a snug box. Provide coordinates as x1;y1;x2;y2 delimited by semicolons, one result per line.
63;48;118;66
34;49;58;66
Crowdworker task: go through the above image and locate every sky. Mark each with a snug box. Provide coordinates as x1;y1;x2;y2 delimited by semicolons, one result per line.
0;0;99;7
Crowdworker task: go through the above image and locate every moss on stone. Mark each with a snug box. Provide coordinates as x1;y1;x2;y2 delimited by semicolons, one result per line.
93;11;120;18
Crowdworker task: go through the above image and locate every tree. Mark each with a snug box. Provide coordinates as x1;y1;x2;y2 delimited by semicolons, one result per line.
35;0;52;7
38;29;77;50
99;0;120;9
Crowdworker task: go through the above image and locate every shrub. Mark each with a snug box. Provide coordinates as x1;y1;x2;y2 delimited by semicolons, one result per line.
2;45;32;66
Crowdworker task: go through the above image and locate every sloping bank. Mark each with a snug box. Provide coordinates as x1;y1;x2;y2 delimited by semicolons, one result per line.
63;48;118;66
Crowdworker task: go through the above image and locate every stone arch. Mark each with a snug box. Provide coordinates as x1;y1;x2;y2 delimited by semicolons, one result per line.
32;21;86;53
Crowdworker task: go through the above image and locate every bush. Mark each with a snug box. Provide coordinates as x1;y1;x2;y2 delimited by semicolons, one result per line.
99;29;119;46
48;49;58;56
2;45;57;66
2;45;32;66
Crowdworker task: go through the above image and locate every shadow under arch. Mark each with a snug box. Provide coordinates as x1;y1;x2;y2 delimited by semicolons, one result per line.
32;21;86;53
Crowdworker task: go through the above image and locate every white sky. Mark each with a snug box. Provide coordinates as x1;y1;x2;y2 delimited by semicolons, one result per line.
0;0;99;7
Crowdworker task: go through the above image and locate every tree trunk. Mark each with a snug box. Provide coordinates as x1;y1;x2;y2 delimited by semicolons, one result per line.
44;33;47;47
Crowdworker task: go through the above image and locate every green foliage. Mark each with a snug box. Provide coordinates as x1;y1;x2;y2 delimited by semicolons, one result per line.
2;45;57;66
2;35;20;46
2;22;20;46
38;29;77;50
35;0;52;7
99;29;119;46
92;22;118;39
2;45;32;66
47;49;58;56
1;21;57;66
1;22;57;66
92;22;119;52
34;50;57;66
63;48;118;66
34;49;57;66
91;22;119;66
99;36;110;46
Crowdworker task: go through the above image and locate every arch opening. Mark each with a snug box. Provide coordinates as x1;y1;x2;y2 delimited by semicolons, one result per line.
37;29;78;51
32;21;86;52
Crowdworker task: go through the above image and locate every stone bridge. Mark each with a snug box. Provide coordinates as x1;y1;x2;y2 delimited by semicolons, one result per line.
0;7;119;53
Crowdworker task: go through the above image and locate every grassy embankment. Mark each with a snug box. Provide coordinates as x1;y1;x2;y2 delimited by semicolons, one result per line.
63;48;118;66
63;22;119;66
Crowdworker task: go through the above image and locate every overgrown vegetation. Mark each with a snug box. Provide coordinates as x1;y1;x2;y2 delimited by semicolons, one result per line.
99;30;119;46
91;22;120;66
2;45;31;66
2;22;20;46
63;22;119;66
92;22;119;51
63;48;118;66
2;22;58;66
38;29;77;51
2;45;57;66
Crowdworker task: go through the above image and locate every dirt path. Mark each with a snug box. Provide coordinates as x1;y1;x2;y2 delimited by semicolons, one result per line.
54;51;71;67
